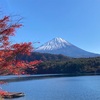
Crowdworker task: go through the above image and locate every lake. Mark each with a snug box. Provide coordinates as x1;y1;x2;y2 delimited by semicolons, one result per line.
1;75;100;100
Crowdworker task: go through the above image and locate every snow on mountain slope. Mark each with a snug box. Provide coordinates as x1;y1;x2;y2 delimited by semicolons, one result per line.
36;37;71;50
35;37;100;58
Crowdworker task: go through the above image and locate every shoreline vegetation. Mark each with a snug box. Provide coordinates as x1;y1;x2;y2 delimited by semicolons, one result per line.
2;52;100;76
23;53;100;75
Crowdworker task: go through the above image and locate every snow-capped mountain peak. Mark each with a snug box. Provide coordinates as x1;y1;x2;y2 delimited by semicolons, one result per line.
35;37;100;58
36;37;71;51
53;37;71;44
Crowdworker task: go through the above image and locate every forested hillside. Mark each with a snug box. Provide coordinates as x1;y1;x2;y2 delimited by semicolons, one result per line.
17;52;70;61
19;52;100;74
34;57;100;74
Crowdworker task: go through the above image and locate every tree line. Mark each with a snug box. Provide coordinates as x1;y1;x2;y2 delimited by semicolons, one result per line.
18;52;100;74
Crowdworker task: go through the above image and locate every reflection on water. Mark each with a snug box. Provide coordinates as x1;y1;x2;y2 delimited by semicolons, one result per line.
0;75;100;100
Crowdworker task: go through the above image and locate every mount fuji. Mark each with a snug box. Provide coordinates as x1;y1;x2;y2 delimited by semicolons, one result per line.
35;37;100;58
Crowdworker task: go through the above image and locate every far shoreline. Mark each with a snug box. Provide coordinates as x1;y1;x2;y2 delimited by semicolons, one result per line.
0;73;100;83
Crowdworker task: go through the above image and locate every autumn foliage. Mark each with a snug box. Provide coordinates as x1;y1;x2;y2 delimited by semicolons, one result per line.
0;16;41;97
0;16;41;75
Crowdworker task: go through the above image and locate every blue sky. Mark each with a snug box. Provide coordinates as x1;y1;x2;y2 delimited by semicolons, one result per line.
0;0;100;54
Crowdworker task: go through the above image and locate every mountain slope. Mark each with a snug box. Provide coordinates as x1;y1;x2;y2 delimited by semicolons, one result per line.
36;37;71;50
35;37;100;58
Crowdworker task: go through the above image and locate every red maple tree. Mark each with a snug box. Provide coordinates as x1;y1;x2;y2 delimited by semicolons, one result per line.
0;16;41;97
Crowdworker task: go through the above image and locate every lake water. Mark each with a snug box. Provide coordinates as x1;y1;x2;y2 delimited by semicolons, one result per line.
1;75;100;100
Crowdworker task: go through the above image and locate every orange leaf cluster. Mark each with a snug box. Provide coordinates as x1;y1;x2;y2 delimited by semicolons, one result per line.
0;16;41;75
0;16;42;97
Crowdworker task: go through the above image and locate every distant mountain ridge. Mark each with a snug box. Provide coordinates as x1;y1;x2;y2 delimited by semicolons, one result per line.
35;37;100;58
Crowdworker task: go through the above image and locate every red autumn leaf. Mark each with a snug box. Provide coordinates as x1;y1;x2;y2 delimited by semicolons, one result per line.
0;16;41;94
